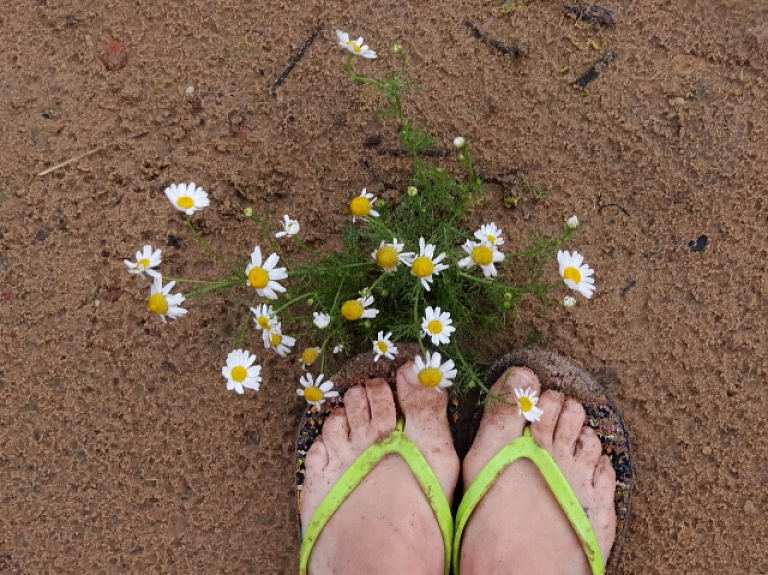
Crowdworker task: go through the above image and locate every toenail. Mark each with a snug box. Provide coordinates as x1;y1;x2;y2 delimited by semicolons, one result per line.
565;399;582;411
346;386;363;398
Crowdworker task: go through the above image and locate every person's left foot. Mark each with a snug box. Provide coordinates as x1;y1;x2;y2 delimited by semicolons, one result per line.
299;363;459;575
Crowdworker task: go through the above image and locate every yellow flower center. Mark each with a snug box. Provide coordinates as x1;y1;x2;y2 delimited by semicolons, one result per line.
518;397;533;412
417;368;443;388
248;267;269;289
349;196;371;217
137;258;150;270
487;234;497;244
427;320;443;335
148;293;169;315
375;246;399;269
376;341;389;353
231;366;247;382
471;245;494;266
304;386;324;402
341;300;364;321
257;316;272;330
301;348;319;366
346;41;362;53
563;266;581;283
177;196;194;210
412;256;434;278
269;333;283;347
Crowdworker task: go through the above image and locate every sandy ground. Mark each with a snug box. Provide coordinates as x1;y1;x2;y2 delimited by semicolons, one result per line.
1;0;767;573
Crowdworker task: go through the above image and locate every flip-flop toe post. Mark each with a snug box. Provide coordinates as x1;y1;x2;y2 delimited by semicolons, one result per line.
454;347;634;575
294;344;454;575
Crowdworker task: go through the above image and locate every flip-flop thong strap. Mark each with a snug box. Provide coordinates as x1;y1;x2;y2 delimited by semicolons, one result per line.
299;427;454;575
453;427;604;575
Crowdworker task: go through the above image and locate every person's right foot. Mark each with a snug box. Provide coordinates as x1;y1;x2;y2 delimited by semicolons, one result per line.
459;367;617;575
299;363;459;575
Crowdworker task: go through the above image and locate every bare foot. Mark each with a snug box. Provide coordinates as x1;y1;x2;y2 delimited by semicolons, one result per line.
299;364;459;575
459;367;617;575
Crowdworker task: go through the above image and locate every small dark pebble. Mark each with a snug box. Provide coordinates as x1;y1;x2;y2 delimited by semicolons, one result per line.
35;229;49;242
161;360;178;373
364;133;382;148
167;235;181;249
101;250;110;257
688;235;708;252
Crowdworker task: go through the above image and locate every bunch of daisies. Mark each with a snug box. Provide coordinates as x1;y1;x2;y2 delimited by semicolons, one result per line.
120;30;597;419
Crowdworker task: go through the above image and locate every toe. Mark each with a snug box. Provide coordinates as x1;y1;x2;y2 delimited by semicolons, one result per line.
305;436;329;472
365;378;397;437
575;426;603;469
481;367;540;436
396;361;448;415
344;385;372;437
531;389;565;450
594;454;617;490
552;398;586;456
322;408;350;458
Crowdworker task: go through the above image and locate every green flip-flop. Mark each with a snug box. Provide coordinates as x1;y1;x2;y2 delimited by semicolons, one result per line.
452;348;634;575
294;344;456;575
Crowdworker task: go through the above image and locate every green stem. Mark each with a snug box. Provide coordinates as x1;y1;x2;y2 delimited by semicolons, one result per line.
160;276;229;284
293;237;323;258
274;291;317;314
185;216;225;264
289;262;372;277
234;294;261;349
184;279;242;298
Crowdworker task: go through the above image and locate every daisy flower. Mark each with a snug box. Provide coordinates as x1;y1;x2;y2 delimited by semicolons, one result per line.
515;387;544;422
348;188;379;222
371;238;415;272
332;344;344;354
297;373;339;407
457;239;505;277
164;182;210;215
372;331;398;362
412;351;457;390
420;306;455;346
300;347;321;369
313;312;331;329
245;246;288;299
251;303;278;332
340;294;379;321
566;215;580;229
557;250;595;299
453;136;466;148
563;296;577;308
262;323;296;357
409;237;449;291
124;245;162;277
335;30;377;59
147;275;186;323
221;349;262;394
474;223;504;247
275;215;300;238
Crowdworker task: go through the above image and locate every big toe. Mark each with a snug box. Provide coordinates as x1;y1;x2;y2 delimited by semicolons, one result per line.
463;367;541;484
396;360;449;416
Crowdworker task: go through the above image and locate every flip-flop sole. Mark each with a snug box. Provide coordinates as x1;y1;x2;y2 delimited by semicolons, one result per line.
476;347;634;575
294;343;462;529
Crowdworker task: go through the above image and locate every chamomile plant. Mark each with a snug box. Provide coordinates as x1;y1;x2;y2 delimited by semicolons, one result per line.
121;33;596;405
